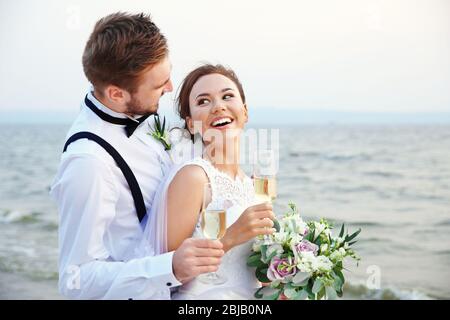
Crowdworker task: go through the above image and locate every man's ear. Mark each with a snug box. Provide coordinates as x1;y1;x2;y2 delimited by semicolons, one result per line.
105;85;127;105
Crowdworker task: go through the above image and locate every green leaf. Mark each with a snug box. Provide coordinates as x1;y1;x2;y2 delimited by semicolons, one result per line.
288;202;297;213
333;275;343;293
325;286;337;300
305;229;314;242
312;278;323;294
162;116;166;133
255;265;270;283
254;287;264;299
261;287;281;300
246;252;262;267
292;272;311;286
273;219;280;232
155;115;161;130
348;240;357;246
317;287;326;300
260;244;268;263
339;223;345;238
335;269;345;285
270;280;281;288
295;289;309;300
265;245;278;258
316;237;322;246
283;287;298;300
266;249;278;262
345;228;361;242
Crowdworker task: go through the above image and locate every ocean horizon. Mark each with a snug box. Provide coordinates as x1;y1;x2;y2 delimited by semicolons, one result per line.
1;109;450;125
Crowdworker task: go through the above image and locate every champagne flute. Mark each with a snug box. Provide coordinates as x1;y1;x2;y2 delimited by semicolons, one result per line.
253;149;277;245
198;182;228;285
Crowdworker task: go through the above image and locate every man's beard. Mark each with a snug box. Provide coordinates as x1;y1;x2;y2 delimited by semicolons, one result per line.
125;95;158;116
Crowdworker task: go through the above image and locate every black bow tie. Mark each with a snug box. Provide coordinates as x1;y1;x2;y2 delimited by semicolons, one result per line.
84;95;152;137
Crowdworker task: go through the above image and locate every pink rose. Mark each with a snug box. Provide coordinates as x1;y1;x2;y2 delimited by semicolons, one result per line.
267;257;297;281
295;240;319;256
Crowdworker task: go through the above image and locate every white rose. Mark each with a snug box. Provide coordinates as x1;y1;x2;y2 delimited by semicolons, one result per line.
316;256;333;272
252;242;261;252
274;231;289;244
297;261;313;273
289;232;303;247
267;243;284;257
296;220;308;235
314;222;326;240
330;250;343;262
297;252;315;273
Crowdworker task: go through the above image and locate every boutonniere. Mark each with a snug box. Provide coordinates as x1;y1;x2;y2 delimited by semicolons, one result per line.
148;114;172;151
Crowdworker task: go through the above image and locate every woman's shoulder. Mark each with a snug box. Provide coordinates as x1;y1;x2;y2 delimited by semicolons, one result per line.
170;158;209;186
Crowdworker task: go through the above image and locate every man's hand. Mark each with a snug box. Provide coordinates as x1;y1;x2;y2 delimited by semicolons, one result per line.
172;238;224;283
221;202;275;252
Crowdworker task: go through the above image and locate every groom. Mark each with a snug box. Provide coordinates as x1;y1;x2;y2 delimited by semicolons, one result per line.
50;12;224;299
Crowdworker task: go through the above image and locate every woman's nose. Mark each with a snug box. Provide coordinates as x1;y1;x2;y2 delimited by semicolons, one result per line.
210;99;227;113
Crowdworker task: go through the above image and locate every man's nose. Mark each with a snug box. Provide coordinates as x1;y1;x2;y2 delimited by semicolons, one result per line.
164;79;174;93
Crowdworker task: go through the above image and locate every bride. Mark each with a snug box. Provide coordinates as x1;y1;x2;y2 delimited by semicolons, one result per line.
139;64;275;299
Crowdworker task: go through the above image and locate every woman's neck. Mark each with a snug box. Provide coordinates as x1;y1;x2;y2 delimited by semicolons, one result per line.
204;136;242;179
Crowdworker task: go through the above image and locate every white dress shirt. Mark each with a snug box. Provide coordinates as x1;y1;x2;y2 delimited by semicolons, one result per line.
50;91;181;299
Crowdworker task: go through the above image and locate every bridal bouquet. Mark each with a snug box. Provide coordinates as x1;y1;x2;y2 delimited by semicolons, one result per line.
247;203;361;300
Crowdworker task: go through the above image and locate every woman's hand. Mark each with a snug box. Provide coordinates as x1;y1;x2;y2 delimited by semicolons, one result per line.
221;202;276;252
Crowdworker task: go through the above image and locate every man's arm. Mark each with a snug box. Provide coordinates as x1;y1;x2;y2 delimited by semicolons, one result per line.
51;154;180;299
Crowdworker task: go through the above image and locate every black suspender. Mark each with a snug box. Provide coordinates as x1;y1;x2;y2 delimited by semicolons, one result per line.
63;131;147;223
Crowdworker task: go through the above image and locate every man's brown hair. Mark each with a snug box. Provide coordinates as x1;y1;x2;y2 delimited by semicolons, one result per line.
82;12;168;94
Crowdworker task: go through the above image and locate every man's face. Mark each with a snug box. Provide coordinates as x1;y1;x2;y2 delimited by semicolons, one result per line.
125;56;173;115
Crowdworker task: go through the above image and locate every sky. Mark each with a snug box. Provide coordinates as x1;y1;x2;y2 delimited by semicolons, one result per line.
0;0;449;123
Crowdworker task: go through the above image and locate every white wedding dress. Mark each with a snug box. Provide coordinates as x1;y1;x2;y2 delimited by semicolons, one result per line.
138;156;261;300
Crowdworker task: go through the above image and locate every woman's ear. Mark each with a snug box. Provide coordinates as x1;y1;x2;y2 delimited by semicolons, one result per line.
186;116;194;134
243;104;249;123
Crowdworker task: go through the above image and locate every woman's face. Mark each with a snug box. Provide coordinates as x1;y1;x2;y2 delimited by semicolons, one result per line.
186;73;248;140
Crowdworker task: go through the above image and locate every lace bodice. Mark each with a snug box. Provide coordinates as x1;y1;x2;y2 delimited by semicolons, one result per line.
172;157;261;300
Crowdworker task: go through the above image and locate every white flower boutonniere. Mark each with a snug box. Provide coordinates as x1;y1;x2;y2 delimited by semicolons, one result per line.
148;114;171;151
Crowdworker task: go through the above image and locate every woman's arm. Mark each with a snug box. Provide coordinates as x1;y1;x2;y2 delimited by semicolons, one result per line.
166;165;209;252
166;165;276;254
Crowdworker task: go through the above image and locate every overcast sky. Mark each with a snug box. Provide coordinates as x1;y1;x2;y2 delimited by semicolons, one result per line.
1;0;449;118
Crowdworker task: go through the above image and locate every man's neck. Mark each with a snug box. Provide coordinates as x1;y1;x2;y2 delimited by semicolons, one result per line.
92;90;125;115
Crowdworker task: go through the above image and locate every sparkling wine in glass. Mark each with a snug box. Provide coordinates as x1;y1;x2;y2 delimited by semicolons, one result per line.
253;149;277;244
198;183;228;285
254;175;277;203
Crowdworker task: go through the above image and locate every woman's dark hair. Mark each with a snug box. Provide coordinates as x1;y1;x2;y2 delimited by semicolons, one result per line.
176;64;246;140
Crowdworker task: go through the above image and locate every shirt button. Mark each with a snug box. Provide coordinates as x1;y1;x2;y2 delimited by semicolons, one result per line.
166;282;172;287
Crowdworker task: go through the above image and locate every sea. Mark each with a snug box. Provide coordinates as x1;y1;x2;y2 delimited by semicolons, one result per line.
1;123;449;299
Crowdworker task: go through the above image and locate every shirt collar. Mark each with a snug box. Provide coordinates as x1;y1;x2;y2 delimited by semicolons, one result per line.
87;91;132;120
